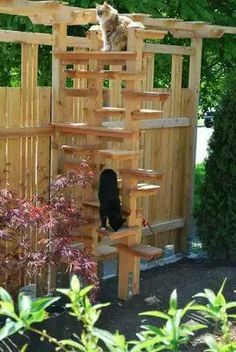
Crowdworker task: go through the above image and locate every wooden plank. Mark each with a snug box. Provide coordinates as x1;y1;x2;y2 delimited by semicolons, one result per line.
144;43;194;55
98;226;139;241
135;29;167;40
0;126;53;138
94;107;125;118
130;184;160;197
98;149;142;161
119;168;164;180
102;118;191;129
65;69;145;81
142;218;185;236
65;88;97;97
53;122;134;139
117;243;162;259
54;51;137;61
132;109;163;120
183;38;203;252
122;90;170;102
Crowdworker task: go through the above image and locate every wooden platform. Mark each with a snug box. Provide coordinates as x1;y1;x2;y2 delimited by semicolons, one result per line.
132;109;163;120
91;245;118;260
97;226;139;241
119;168;164;180
61;144;97;154
54;51;137;63
122;90;170;102
94;107;125;118
116;243;163;259
64;69;145;81
53;122;134;139
98;149;142;161
130;184;161;197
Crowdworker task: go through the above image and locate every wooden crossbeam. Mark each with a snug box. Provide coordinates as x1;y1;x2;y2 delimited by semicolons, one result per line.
54;51;137;61
65;69;145;81
116;243;163;259
122;91;170;102
53;122;134;139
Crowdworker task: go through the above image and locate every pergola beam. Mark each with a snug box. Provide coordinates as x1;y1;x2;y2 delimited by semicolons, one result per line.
144;17;236;37
0;29;90;47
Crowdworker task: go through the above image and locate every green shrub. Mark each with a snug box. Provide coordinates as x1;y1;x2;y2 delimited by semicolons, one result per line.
194;163;205;217
198;71;236;262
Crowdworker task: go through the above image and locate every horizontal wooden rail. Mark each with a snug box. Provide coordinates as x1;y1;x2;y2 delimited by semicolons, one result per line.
0;126;53;138
54;51;137;61
0;29;90;48
135;29;167;40
103;118;191;130
144;43;194;56
142;218;185;236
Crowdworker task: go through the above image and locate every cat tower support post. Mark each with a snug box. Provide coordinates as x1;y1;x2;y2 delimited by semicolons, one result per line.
51;24;67;179
183;38;202;252
170;54;183;251
118;27;144;300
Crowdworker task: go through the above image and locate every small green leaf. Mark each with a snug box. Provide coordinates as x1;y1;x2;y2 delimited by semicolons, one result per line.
70;275;80;292
0;319;24;340
139;311;169;320
19;294;32;320
169;289;177;311
204;289;216;304
31;296;60;313
20;344;29;352
0;287;13;303
78;285;93;297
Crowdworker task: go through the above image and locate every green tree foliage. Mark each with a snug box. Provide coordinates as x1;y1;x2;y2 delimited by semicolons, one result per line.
0;0;235;110
198;71;236;262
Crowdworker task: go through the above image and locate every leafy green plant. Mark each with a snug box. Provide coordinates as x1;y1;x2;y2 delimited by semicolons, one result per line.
0;278;236;352
192;279;236;341
194;163;205;217
130;289;206;352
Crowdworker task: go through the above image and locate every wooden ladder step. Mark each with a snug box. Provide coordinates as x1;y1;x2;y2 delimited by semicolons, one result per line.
130;184;160;197
53;123;134;139
94;107;125;118
61;144;98;155
65;70;145;81
65;88;98;97
54;51;137;63
132;109;163;120
71;235;94;248
119;168;164;181
97;226;139;241
98;149;142;161
122;91;170;102
116;243;163;259
83;201;142;218
135;29;168;40
91;245;118;260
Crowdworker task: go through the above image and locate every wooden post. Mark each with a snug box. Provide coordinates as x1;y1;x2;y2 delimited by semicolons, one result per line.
51;24;67;180
118;27;144;300
183;38;203;249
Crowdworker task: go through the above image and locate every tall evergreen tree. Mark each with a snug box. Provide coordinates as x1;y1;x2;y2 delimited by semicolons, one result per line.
198;71;236;262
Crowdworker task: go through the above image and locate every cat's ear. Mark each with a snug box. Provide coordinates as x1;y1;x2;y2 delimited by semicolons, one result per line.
103;1;109;7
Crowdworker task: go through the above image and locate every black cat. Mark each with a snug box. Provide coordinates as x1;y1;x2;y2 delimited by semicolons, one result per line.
98;169;125;232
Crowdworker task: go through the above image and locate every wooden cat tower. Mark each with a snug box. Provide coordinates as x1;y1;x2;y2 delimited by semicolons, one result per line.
54;26;166;300
0;0;235;300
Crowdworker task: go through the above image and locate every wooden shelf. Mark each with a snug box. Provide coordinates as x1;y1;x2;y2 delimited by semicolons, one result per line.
135;29;168;40
65;69;145;81
61;144;98;154
130;184;160;197
98;149;142;161
116;243;163;259
132;109;163;120
53;122;134;139
94;107;125;118
97;226;139;241
119;168;164;181
71;235;93;248
54;51;137;63
122;90;170;102
91;245;118;260
65;88;97;97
